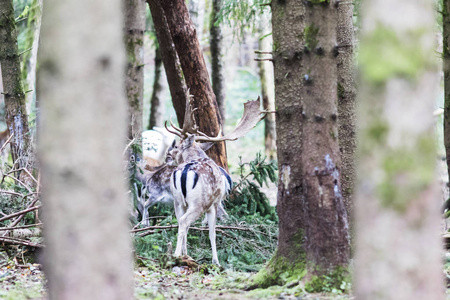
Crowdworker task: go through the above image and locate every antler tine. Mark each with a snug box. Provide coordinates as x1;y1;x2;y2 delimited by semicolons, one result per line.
169;117;183;134
164;121;183;138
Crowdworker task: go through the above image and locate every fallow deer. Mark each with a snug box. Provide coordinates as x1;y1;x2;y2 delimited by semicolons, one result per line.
165;97;267;265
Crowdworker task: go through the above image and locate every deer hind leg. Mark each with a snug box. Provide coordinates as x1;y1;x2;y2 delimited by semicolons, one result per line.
206;204;220;266
174;205;202;257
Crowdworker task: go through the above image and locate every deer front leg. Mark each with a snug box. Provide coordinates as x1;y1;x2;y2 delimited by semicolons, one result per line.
206;205;220;266
174;206;202;257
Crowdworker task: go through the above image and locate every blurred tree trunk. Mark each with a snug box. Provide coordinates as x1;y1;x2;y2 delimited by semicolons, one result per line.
21;0;43;118
255;0;349;288
0;0;33;174
161;0;228;170
355;0;443;299
188;0;204;42
336;0;356;227
38;0;133;298
148;42;164;129
124;0;146;140
147;0;189;126
210;0;226;122
258;18;276;160
444;0;450;186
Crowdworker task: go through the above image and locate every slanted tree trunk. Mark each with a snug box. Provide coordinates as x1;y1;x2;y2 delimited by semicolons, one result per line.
258;17;276;160
38;0;133;299
337;0;356;228
148;42;164;129
210;0;226;122
147;0;189;126
444;0;450;186
124;0;146;140
254;0;350;289
355;0;443;299
0;0;33;173
161;0;228;170
21;0;43;117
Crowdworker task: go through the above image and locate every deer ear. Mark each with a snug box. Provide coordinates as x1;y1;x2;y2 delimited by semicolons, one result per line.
198;142;213;151
168;139;176;151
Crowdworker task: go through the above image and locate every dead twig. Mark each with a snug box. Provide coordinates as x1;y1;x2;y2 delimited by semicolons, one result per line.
0;236;43;248
0;132;14;153
0;205;41;223
0;223;42;231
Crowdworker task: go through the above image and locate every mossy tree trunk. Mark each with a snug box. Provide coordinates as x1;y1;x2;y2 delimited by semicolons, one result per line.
210;0;226;122
0;0;33;173
256;0;350;289
148;42;164;129
147;0;189;126
38;0;133;298
124;0;146;140
444;0;450;186
161;0;228;170
336;0;356;228
355;0;443;298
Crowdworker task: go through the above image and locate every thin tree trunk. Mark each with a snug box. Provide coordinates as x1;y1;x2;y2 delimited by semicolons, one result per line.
444;0;450;186
258;17;276;160
355;0;443;299
0;0;33;172
148;42;164;129
147;0;189;126
38;0;133;298
210;0;226;122
254;0;350;289
21;0;43;117
161;0;228;170
188;0;204;42
337;0;356;228
124;0;146;140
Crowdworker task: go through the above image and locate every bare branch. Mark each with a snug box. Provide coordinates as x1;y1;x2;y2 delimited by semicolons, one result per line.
0;205;41;223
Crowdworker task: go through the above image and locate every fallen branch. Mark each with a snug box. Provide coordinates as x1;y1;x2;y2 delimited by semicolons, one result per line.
0;223;42;231
0;236;43;248
0;205;41;223
0;132;14;153
132;224;252;234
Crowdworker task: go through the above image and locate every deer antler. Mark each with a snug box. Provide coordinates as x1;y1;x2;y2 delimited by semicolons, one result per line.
165;95;199;138
194;97;267;143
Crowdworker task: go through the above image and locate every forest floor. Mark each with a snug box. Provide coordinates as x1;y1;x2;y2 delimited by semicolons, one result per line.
0;258;353;300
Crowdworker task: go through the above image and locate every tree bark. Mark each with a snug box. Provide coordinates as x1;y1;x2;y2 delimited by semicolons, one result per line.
148;42;164;129
37;0;133;298
161;0;228;170
147;0;188;126
258;17;276;160
210;0;226;122
355;0;443;299
0;0;33;172
336;0;356;228
444;0;450;186
124;0;146;140
257;0;349;288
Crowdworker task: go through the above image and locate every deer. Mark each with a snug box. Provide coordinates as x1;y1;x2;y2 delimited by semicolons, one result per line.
141;128;175;168
164;97;267;266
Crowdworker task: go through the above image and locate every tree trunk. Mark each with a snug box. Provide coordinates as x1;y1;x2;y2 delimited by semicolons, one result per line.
161;0;228;170
147;0;189;126
37;0;133;298
444;0;450;186
188;0;204;42
258;17;276;160
355;0;443;299
210;0;226;122
148;42;164;129
21;0;43;117
0;0;33;173
124;0;146;140
254;0;350;289
336;0;356;228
